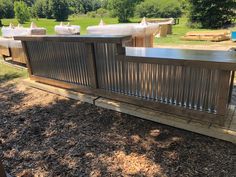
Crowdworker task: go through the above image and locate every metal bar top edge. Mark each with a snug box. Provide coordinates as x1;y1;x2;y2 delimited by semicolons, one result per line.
14;35;132;43
125;47;236;67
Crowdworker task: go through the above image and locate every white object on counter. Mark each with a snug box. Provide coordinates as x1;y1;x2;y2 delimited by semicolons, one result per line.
54;25;80;35
87;23;159;37
1;23;46;38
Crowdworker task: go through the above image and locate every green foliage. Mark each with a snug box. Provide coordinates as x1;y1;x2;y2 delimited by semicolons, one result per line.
188;0;236;29
135;0;182;18
0;0;14;19
31;0;53;19
14;1;30;24
69;0;102;14
108;0;141;23
43;0;53;19
96;8;108;17
100;0;109;9
23;0;36;6
87;11;96;18
50;0;69;21
86;8;108;18
32;0;46;18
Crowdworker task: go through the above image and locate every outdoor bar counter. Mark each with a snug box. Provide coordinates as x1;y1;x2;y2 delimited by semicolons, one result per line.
15;35;236;123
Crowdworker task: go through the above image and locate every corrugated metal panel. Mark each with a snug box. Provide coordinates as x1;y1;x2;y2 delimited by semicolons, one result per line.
94;43;220;113
26;41;90;86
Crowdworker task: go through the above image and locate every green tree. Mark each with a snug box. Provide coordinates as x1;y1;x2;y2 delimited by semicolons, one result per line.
97;8;107;17
32;0;46;18
43;0;53;19
0;2;3;26
188;0;236;29
14;1;30;24
135;0;182;18
108;0;141;22
0;0;14;18
69;0;101;14
50;0;69;21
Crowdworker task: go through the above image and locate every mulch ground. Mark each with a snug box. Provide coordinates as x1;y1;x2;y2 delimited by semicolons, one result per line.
0;80;235;177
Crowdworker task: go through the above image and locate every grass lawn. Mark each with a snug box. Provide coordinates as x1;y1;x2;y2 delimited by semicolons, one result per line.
1;16;235;46
0;60;28;82
155;18;212;45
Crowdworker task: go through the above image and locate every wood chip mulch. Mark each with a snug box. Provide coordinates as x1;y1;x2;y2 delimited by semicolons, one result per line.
0;80;236;177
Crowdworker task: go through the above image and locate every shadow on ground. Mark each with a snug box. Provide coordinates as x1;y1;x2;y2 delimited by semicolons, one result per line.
0;79;235;177
0;73;22;83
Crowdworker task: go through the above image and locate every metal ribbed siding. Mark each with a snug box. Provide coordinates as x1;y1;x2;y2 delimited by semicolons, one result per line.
26;41;90;86
94;43;220;113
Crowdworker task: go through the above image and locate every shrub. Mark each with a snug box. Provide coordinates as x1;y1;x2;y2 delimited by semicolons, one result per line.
87;11;96;18
14;1;30;24
135;0;182;18
0;0;14;19
50;0;69;21
188;0;236;29
108;0;141;23
43;0;53;19
97;8;108;18
32;0;46;18
135;0;159;18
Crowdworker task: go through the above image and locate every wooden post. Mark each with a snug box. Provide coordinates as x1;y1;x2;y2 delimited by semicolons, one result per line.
0;161;7;177
228;71;235;104
85;43;98;89
21;41;33;76
217;70;232;115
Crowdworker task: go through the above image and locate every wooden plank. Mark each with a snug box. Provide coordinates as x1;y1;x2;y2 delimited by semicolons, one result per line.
159;25;168;37
181;35;230;42
217;70;232;115
93;88;225;125
0;46;10;57
10;47;27;64
29;75;96;95
95;97;236;144
186;30;230;36
21;41;33;76
29;74;226;124
23;79;98;104
22;79;236;143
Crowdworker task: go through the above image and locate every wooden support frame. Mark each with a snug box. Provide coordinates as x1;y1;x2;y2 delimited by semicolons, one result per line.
29;74;225;125
16;35;236;125
217;70;232;115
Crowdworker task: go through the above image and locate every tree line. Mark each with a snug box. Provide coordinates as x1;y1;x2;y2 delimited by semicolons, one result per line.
0;0;235;29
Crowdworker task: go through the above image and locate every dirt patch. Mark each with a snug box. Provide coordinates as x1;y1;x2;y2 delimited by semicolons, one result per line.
0;80;235;177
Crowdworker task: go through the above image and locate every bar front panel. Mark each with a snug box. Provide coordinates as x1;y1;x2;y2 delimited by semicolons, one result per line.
26;41;91;87
94;44;223;114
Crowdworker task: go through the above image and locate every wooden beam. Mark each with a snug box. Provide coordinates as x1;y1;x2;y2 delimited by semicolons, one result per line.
217;70;232;115
95;98;236;144
93;88;226;125
29;75;96;96
21;41;33;76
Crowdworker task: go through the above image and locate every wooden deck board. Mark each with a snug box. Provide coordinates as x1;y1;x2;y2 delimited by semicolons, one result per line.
23;79;236;144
